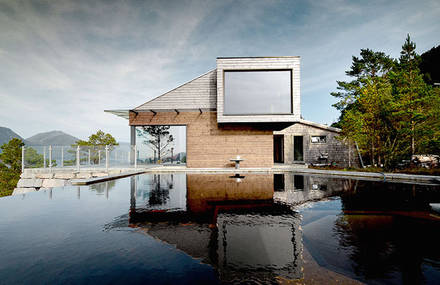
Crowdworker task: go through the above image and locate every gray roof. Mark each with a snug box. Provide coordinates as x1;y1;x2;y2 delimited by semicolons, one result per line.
134;69;217;111
297;119;341;132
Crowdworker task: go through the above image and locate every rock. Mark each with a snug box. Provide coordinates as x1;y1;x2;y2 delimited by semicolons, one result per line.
76;172;92;179
35;173;55;179
17;178;43;188
54;173;75;179
12;187;37;195
411;154;440;168
39;187;52;191
42;179;66;188
20;172;35;179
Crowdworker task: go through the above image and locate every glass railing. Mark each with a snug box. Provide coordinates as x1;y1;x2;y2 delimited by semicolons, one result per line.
21;145;186;171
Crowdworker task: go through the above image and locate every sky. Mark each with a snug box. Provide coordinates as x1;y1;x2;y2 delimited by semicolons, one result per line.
1;0;439;142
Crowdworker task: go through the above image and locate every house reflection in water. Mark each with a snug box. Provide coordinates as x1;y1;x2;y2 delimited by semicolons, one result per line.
273;173;353;205
117;173;440;284
128;173;303;282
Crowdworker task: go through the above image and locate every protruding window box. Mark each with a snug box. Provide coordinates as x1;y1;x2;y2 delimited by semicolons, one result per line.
217;57;301;124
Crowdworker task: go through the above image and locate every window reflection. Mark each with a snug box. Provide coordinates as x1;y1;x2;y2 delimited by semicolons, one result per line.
224;70;292;115
135;126;186;165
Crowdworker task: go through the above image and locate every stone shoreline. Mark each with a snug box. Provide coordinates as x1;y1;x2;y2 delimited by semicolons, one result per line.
13;168;138;195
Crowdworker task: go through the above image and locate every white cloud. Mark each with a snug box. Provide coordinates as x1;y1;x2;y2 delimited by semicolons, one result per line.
0;0;439;141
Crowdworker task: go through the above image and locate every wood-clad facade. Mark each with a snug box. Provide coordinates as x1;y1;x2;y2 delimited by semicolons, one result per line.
130;111;274;168
119;56;357;168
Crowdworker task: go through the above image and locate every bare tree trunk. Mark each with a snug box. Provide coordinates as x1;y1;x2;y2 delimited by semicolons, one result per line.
411;121;415;155
158;136;161;161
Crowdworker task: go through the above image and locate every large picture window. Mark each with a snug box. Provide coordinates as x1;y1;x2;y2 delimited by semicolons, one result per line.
135;125;186;165
224;70;292;115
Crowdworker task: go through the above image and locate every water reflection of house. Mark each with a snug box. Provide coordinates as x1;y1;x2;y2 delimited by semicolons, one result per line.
274;173;355;205
128;173;303;282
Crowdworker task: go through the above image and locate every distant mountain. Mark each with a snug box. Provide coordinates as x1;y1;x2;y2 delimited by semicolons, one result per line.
25;131;79;146
0;126;24;147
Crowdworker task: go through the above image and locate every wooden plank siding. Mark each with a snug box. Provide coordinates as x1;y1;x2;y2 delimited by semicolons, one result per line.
135;70;217;111
274;122;360;167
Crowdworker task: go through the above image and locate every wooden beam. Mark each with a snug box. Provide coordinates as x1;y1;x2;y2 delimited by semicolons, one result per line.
129;110;138;118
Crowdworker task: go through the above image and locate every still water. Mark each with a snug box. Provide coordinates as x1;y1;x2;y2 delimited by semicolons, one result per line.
0;173;439;284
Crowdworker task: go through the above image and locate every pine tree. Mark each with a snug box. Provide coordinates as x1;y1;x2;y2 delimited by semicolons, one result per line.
389;34;432;156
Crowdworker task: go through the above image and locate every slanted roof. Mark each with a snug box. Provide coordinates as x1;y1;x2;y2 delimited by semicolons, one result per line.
134;69;217;111
297;119;341;132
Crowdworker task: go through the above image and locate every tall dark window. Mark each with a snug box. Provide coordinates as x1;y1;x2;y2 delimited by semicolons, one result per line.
224;70;292;115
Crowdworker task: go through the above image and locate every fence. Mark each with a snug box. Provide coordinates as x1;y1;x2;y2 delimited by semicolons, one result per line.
21;145;187;172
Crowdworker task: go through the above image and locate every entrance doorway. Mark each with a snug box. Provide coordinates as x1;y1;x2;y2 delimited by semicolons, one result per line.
273;135;284;163
293;136;303;162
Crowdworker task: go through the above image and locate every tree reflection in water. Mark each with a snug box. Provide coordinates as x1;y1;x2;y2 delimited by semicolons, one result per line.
148;174;171;206
119;173;440;284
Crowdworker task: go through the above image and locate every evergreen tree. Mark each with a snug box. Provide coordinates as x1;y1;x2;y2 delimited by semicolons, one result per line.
333;35;440;169
137;126;174;162
0;138;24;196
331;48;394;113
72;130;119;164
389;34;434;155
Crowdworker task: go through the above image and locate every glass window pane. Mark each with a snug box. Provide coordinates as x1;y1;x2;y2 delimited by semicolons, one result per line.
311;136;326;143
224;70;292;115
135;126;186;165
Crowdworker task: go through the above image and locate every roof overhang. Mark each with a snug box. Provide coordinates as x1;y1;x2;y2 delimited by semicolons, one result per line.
105;108;217;120
104;109;130;120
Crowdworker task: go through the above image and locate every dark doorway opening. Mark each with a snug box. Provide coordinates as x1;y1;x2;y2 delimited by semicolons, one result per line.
293;136;303;162
274;174;285;191
294;175;304;190
274;135;284;163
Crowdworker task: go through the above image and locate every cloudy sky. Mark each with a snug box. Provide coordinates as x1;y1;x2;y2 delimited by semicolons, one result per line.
1;0;439;142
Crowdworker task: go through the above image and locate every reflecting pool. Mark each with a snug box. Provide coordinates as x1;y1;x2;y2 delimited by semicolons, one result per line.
0;173;439;284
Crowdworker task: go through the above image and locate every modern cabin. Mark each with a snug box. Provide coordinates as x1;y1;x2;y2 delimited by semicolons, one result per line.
106;57;358;168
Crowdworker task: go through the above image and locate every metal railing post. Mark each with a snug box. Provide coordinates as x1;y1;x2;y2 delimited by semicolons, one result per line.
134;145;137;169
21;146;25;173
43;146;46;168
105;145;109;172
76;145;80;172
88;149;91;165
49;145;52;170
61;146;64;168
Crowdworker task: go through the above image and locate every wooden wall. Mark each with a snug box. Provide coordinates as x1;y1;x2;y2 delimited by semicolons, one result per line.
130;111;274;168
186;174;274;213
